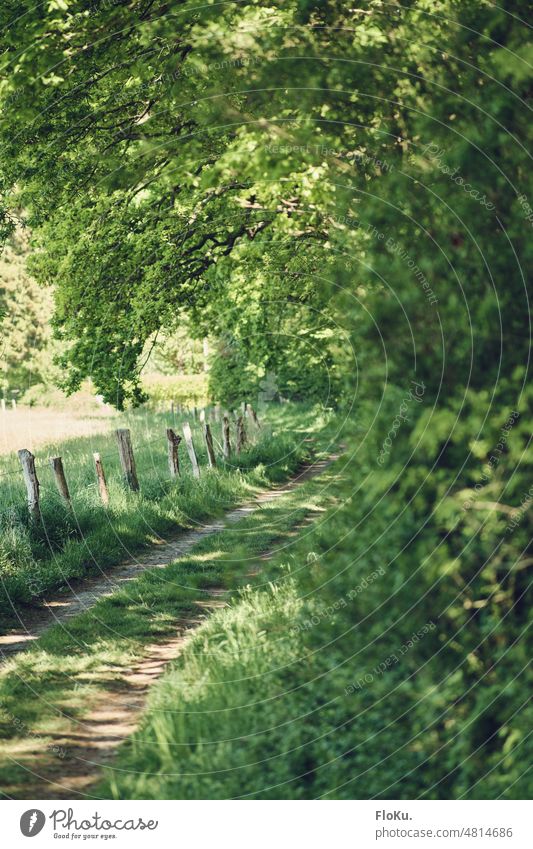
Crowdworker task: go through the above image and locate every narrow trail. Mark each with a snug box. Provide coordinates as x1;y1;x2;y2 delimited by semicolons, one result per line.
1;455;336;800
0;456;334;658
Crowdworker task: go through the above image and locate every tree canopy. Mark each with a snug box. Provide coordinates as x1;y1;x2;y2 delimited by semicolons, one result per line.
0;0;527;407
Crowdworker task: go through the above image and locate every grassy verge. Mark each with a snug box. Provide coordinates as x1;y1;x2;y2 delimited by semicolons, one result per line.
100;391;532;800
0;432;338;798
0;403;329;618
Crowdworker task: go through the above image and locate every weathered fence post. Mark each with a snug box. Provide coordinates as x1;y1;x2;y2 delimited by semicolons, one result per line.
1;399;5;413
50;456;71;505
11;399;16;411
93;452;110;506
18;449;40;521
116;428;139;491
236;415;247;453
182;422;200;478
222;415;232;460
166;428;182;478
214;404;221;423
204;423;217;468
199;408;206;423
248;404;261;429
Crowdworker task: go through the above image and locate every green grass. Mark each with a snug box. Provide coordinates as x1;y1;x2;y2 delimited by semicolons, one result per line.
0;433;337;798
0;403;330;617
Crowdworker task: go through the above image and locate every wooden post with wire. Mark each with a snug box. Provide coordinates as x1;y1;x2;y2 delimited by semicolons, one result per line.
18;449;40;522
50;456;71;505
116;428;139;491
93;452;110;506
222;415;232;460
204;423;217;468
236;415;247;452
248;404;261;429
166;428;182;478
183;422;200;478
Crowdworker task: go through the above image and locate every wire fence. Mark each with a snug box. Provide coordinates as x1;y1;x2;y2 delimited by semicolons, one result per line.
1;402;262;522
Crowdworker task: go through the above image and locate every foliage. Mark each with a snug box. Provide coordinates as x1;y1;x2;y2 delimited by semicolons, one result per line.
0;230;57;395
145;321;207;376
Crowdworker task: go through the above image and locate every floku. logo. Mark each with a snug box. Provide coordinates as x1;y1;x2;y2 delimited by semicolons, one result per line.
20;809;46;837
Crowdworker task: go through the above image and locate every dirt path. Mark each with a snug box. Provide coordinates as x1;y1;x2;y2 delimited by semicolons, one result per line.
0;457;334;658
1;456;335;800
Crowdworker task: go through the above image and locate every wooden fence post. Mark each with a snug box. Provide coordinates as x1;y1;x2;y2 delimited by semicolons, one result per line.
18;449;40;521
116;428;139;491
236;415;247;452
247;404;259;427
11;399;16;411
166;428;182;478
214;404;221;423
182;422;200;478
222;415;232;460
1;399;5;412
204;423;217;468
93;452;110;506
50;456;71;505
